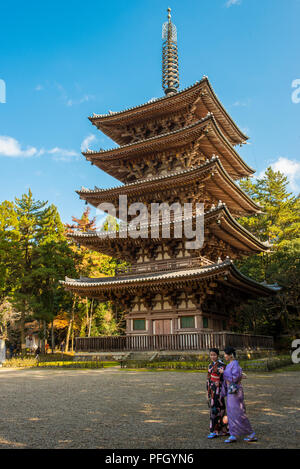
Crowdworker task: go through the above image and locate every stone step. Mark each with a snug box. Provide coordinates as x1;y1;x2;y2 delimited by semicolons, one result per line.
74;352;130;362
127;351;158;361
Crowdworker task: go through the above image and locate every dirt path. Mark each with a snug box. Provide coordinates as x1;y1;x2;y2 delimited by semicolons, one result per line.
0;367;299;449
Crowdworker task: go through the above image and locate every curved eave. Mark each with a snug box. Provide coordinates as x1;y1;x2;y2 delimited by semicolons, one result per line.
60;260;278;298
88;79;207;124
85;115;211;158
205;157;260;214
219;263;280;297
77;157;261;215
67;204;268;258
78;157;214;197
207;116;254;177
61;261;232;290
84;115;254;181
88;77;248;146
210;205;269;253
202;79;249;144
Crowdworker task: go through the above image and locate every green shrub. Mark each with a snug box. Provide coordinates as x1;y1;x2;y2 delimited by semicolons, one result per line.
36;361;104;368
3;357;37;368
2;355;120;369
122;357;293;372
123;360;209;370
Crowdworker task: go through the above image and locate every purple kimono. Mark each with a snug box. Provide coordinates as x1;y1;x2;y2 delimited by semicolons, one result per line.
221;360;253;437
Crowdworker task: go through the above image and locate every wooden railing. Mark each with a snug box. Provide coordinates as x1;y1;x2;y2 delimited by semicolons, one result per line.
75;332;273;352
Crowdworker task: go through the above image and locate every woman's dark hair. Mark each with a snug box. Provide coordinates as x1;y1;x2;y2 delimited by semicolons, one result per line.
224;346;236;358
209;348;219;355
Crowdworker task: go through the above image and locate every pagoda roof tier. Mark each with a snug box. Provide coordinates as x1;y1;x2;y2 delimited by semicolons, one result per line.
61;259;279;300
84;115;254;182
88;77;248;146
77;157;261;216
67;204;269;259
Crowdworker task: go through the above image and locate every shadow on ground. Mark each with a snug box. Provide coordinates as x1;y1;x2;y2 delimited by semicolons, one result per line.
0;367;299;449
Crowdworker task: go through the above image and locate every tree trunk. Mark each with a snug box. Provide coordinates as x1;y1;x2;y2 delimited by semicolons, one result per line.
20;301;26;353
42;320;47;354
51;320;55;353
3;317;8;341
65;297;76;353
70;303;75;352
88;299;94;337
86;298;89;335
65;320;72;353
71;327;74;353
38;320;41;348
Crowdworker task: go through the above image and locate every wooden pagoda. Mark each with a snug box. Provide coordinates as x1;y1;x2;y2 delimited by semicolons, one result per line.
62;10;278;345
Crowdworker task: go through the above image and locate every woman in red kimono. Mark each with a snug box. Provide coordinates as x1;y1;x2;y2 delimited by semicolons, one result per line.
206;348;228;439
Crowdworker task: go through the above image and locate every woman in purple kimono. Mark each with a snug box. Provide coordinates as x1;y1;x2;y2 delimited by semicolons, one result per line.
220;346;257;443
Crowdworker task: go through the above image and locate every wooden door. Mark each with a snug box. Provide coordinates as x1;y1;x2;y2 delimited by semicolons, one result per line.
154;319;171;335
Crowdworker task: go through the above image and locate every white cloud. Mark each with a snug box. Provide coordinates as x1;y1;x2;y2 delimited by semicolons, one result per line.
67;94;94;107
271;157;300;192
81;135;97;152
36;82;95;107
54;82;94;107
48;147;79;162
226;0;241;7
232;98;251;107
259;157;300;192
48;147;78;157
0;136;38;158
0;136;78;162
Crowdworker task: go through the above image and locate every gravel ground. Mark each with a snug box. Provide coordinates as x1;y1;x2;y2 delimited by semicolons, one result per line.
0;367;299;449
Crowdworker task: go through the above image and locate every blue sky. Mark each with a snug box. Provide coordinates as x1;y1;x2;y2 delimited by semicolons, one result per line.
0;0;299;223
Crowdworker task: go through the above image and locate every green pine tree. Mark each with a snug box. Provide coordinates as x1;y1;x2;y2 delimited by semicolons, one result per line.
236;168;300;340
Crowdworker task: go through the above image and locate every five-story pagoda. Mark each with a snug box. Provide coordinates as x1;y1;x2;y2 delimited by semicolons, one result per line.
62;9;278;340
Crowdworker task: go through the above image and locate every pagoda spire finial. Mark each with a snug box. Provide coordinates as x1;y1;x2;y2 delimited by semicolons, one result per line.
167;6;171;22
162;7;179;96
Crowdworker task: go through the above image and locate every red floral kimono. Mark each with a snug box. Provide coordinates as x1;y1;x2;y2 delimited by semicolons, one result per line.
207;360;228;434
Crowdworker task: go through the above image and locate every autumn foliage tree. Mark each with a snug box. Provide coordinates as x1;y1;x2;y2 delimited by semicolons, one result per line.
62;209;126;350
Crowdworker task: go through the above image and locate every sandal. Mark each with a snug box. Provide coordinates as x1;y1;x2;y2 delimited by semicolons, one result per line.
244;433;257;442
225;435;237;443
